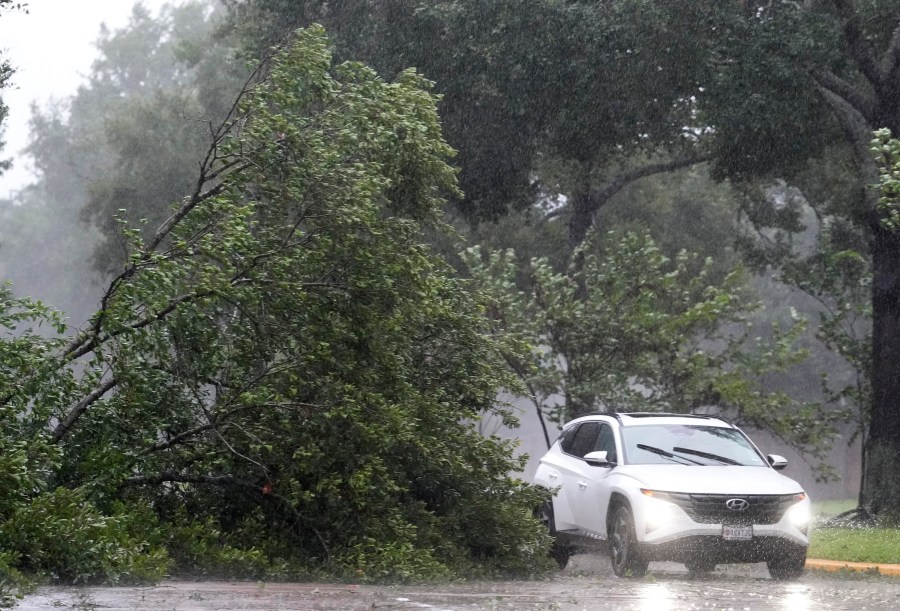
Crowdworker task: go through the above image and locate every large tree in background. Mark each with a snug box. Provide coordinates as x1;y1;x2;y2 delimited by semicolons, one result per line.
227;0;900;515
14;2;244;276
76;1;246;274
224;0;714;228
692;0;900;516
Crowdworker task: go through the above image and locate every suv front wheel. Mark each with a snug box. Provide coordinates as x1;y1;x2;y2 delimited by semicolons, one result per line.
610;505;649;577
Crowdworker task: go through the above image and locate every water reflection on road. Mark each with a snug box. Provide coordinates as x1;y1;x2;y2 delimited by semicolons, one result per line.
639;582;676;611
782;583;812;611
636;575;816;611
635;578;816;611
636;572;818;611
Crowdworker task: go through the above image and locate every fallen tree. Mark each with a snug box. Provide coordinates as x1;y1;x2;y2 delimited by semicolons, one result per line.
0;27;551;588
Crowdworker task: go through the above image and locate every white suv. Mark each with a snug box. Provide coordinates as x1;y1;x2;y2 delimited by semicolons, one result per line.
533;413;811;579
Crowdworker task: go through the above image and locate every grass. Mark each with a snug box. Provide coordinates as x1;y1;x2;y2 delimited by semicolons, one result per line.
809;528;900;564
807;498;900;564
811;498;857;518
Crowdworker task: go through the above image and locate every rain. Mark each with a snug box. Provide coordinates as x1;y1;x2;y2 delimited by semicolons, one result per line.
0;1;898;608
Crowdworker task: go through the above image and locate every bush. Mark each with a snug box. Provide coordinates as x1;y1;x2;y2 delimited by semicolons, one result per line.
155;509;295;580
0;551;31;608
0;488;169;584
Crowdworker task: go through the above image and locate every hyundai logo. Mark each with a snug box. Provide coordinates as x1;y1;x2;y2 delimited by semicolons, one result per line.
725;498;750;511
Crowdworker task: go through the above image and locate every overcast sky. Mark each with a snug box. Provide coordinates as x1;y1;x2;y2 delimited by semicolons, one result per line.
0;0;173;198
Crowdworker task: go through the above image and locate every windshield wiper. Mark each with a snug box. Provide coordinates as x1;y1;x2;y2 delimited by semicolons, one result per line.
636;444;702;465
672;446;742;466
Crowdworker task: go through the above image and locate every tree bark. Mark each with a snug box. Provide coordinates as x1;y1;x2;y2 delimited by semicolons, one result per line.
864;225;900;514
567;188;595;247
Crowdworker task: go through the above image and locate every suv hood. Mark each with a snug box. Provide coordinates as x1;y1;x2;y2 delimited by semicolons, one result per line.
619;465;804;495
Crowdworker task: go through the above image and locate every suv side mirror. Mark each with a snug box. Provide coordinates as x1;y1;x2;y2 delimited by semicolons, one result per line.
584;450;615;467
767;454;788;471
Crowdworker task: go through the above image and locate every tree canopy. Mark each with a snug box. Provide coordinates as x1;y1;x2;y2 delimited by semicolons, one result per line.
224;0;715;226
226;0;900;514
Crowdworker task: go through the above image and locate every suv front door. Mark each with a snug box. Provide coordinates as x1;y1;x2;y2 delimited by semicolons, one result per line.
559;421;617;538
575;422;618;537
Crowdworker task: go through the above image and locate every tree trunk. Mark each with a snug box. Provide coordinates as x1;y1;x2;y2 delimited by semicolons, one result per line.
567;162;594;246
864;224;900;515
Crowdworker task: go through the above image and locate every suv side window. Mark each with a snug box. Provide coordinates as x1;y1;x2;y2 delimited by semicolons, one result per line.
558;427;576;454
594;423;617;463
565;422;601;458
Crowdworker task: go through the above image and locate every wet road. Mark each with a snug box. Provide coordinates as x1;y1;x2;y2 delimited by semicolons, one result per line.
17;555;900;610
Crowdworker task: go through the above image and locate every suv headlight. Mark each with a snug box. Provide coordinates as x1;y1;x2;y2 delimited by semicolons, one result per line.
641;489;682;533
786;494;810;533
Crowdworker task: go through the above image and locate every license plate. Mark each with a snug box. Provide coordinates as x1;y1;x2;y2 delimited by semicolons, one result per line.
722;524;753;541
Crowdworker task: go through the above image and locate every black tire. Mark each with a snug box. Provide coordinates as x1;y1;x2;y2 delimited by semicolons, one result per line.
684;559;716;574
767;551;806;580
609;505;649;578
535;501;572;570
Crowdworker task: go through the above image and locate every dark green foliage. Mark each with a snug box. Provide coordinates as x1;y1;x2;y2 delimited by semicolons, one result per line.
0;551;29;607
0;489;169;584
224;1;714;222
702;2;838;179
0;26;552;586
0;293;168;590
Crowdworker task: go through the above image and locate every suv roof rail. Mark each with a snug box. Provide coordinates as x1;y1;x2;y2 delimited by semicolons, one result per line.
569;411;616;419
616;412;728;422
567;411;731;425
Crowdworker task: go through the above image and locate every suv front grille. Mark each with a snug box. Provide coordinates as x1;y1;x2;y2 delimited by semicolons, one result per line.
663;493;800;525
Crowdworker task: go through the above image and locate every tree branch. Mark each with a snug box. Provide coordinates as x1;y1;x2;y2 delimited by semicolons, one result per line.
832;0;885;92
812;82;880;197
590;153;713;209
141;402;317;455
121;471;330;561
567;153;711;245
879;23;900;83
808;66;876;123
51;377;118;443
59;56;273;367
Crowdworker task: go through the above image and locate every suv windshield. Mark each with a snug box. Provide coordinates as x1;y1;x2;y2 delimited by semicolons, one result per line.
621;424;766;466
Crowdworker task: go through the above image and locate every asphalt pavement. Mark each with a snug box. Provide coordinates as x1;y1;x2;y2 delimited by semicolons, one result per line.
15;555;900;610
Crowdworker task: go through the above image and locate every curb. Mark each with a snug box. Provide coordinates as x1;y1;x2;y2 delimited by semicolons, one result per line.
806;558;900;577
